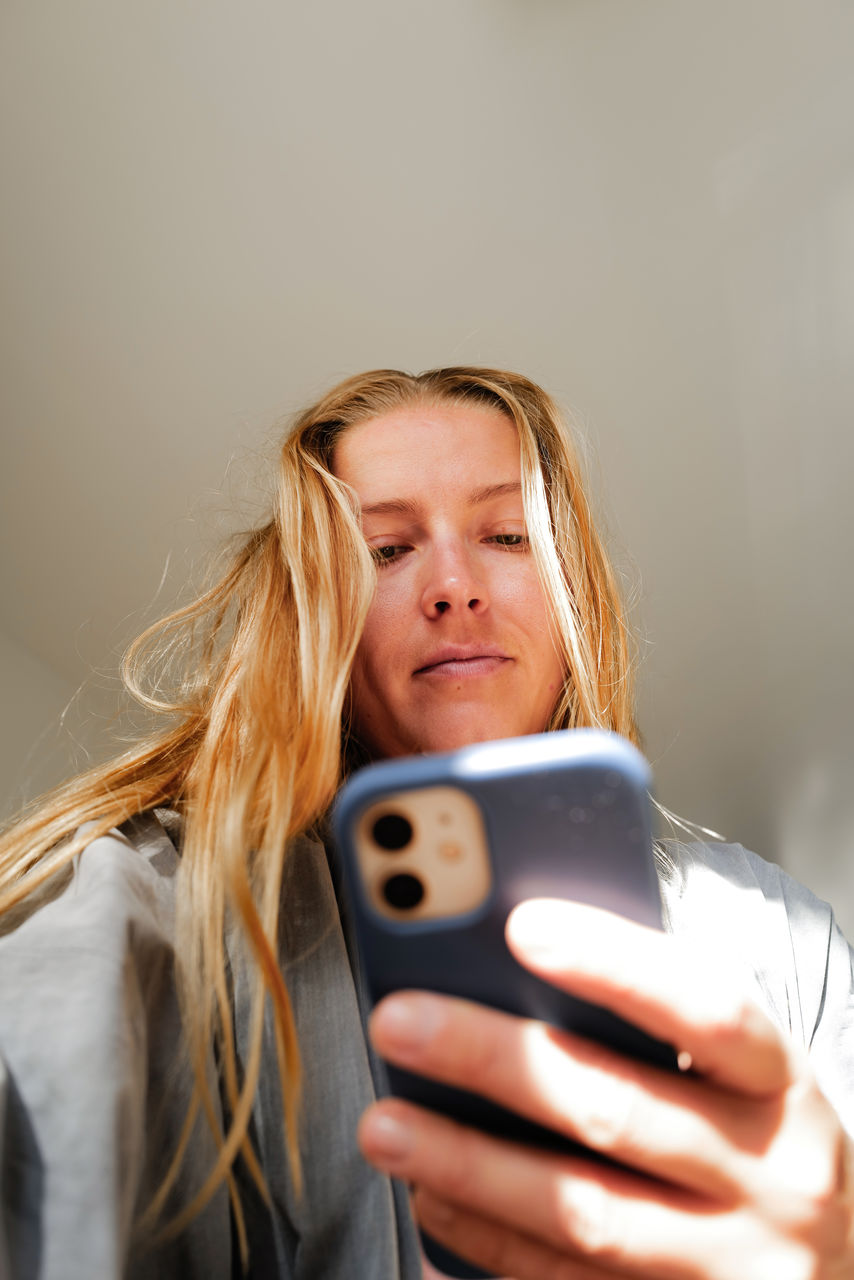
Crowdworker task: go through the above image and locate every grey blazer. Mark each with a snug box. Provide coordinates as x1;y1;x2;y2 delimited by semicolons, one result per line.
0;814;851;1278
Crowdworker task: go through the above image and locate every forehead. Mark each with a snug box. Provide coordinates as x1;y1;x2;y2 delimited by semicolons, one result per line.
330;400;522;498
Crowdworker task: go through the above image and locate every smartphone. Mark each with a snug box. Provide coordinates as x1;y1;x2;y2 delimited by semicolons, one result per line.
332;729;674;1278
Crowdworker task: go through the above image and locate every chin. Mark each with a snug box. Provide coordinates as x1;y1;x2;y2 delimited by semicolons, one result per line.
416;717;525;755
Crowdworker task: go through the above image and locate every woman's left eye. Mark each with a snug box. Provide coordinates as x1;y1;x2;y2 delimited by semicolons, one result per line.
370;544;409;566
487;533;528;550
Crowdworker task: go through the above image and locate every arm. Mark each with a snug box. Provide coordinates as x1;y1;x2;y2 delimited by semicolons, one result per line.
0;822;231;1280
361;899;854;1279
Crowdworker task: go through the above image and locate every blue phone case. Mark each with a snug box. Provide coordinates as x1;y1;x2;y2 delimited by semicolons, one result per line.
332;729;674;1278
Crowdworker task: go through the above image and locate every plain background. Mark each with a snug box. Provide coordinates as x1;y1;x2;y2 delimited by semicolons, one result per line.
1;1;852;936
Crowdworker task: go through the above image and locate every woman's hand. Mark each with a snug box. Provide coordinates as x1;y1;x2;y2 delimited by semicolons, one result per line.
359;900;854;1279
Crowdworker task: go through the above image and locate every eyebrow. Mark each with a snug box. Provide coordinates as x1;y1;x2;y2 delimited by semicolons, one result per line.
360;480;522;519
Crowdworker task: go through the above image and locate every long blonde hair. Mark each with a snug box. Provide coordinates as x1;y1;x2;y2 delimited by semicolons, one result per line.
0;366;638;1256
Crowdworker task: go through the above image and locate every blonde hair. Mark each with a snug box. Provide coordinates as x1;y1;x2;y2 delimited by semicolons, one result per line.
0;366;638;1258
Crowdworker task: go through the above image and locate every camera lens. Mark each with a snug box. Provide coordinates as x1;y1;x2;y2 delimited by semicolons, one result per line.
371;812;413;851
382;872;425;911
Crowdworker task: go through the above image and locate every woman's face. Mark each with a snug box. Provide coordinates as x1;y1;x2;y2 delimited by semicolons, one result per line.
332;400;565;759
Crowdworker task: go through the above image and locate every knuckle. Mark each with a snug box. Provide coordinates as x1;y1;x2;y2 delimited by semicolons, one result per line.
761;1131;853;1278
558;1177;622;1265
759;1244;823;1280
708;989;761;1048
781;1092;848;1213
438;1003;509;1097
730;1225;841;1280
800;1151;843;1215
418;1194;507;1274
436;1124;483;1204
478;1231;524;1278
792;1252;845;1280
796;1187;853;1266
580;1073;644;1155
462;1024;508;1098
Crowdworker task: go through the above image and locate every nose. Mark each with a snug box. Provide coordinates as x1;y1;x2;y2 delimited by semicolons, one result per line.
420;540;489;619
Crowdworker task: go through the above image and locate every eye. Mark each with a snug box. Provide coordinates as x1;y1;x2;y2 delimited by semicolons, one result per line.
487;533;529;550
370;544;410;566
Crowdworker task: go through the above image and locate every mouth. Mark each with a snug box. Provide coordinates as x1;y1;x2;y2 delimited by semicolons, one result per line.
414;649;510;678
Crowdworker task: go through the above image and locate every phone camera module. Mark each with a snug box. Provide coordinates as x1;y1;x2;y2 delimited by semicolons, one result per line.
382;872;425;911
371;812;413;851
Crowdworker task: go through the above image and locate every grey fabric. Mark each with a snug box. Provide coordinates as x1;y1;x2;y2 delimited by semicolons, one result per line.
224;829;421;1280
0;813;421;1280
0;813;231;1280
0;819;851;1278
658;840;854;1137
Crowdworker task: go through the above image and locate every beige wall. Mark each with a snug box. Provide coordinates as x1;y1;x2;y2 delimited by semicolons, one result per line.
2;1;852;934
0;629;83;817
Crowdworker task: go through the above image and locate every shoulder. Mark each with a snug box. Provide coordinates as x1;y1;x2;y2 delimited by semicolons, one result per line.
658;839;841;961
659;840;854;1129
0;808;181;956
0;809;185;1067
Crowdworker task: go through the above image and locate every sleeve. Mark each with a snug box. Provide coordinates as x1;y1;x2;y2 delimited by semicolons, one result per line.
0;822;230;1280
734;843;854;1138
779;874;854;1140
661;841;854;1138
0;870;147;1277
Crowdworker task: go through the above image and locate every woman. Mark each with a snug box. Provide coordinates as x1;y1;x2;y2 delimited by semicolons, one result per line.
1;367;852;1279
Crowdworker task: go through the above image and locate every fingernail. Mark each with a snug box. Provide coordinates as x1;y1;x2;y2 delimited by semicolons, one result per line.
373;994;443;1053
362;1112;414;1164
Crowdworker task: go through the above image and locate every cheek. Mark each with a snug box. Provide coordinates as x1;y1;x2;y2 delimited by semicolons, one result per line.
352;622;379;687
353;589;399;680
348;632;382;732
507;569;565;674
373;569;412;614
358;573;415;661
496;562;553;624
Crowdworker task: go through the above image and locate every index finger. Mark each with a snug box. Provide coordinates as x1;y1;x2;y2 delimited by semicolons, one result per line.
506;899;793;1096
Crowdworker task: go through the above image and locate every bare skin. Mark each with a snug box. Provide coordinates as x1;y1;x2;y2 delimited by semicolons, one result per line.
332;401;564;758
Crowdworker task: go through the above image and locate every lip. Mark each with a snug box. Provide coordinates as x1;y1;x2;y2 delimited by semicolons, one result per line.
414;647;511;678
